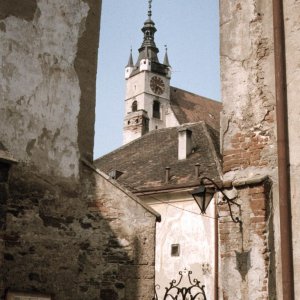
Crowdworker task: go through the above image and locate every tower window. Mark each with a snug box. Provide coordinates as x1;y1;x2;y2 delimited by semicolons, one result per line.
132;101;138;112
153;100;160;119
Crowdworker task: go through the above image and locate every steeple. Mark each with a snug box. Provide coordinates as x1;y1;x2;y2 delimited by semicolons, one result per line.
136;0;159;65
125;48;134;79
126;48;134;67
123;1;173;145
163;45;172;79
163;45;170;67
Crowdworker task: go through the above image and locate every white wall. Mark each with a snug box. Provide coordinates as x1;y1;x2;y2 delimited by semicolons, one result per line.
143;191;216;300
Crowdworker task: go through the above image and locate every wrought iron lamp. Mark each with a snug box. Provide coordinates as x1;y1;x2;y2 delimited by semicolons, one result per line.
191;176;242;223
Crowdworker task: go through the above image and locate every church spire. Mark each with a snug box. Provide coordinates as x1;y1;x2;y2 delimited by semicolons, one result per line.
125;48;135;79
163;45;171;67
136;0;159;65
126;48;134;67
163;45;172;79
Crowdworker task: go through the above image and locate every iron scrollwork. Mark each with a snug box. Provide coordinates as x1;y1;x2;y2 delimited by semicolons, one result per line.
154;269;207;300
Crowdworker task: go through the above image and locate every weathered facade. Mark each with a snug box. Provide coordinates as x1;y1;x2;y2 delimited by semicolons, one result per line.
0;1;158;299
2;0;300;299
220;0;300;299
95;121;222;299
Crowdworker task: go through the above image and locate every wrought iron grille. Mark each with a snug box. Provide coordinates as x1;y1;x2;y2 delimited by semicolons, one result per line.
154;269;207;300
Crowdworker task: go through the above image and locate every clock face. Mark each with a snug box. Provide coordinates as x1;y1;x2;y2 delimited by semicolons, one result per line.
150;76;165;95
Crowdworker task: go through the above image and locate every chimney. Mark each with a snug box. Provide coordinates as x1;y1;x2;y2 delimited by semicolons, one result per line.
165;167;170;183
178;128;192;160
108;170;123;180
195;163;200;178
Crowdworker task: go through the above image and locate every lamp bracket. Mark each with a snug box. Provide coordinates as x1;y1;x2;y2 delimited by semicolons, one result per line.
200;177;242;224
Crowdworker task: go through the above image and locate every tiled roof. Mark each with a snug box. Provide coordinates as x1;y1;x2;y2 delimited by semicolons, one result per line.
94;122;221;192
170;87;222;130
0;142;17;164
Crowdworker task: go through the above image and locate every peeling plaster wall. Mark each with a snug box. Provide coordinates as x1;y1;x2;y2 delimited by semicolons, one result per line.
0;1;158;299
284;0;300;296
0;0;97;178
220;0;277;176
221;0;300;298
220;0;279;298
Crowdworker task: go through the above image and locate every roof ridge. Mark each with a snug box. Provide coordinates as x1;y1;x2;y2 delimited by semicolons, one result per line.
170;85;221;105
94;122;207;162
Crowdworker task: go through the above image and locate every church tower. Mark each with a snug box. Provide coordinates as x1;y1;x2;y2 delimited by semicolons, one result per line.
123;0;173;144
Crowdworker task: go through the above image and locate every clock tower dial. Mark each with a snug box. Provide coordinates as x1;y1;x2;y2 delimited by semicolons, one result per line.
150;76;165;95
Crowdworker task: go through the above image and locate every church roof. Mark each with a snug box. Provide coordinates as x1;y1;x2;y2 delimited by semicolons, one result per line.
170;87;222;130
94;122;221;193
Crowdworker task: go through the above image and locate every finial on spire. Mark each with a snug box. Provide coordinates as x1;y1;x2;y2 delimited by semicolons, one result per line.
148;0;152;18
163;45;171;67
126;47;134;67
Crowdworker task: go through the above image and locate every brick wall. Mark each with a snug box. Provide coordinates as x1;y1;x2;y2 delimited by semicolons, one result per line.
223;132;273;173
219;179;276;300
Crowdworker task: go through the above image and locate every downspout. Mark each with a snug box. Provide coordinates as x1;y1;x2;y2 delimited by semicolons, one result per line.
214;196;219;300
272;0;294;299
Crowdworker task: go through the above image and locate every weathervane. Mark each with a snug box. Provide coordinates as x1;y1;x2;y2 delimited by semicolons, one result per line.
148;0;152;18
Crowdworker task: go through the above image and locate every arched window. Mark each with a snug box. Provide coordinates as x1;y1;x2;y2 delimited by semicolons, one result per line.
132;100;138;112
153;100;160;119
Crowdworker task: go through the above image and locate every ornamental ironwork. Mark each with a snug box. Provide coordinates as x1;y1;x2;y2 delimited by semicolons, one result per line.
154;269;207;300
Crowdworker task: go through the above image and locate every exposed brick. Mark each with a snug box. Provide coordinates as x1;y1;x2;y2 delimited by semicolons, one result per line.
250;200;266;211
250;216;266;223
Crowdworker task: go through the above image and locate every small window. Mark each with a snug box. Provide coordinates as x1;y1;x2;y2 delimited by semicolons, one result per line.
171;244;180;257
153;100;160;119
132;100;138;112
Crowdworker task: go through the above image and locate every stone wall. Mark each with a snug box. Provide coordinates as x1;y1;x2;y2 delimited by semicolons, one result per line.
0;1;158;299
0;162;11;297
2;164;157;300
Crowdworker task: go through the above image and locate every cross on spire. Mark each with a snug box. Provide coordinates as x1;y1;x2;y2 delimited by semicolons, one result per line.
148;0;152;18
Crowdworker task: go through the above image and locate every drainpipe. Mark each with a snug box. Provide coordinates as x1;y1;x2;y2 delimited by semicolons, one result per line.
214;196;219;300
272;0;294;298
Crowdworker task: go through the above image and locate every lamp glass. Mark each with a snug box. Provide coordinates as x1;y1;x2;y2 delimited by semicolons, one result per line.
191;186;214;214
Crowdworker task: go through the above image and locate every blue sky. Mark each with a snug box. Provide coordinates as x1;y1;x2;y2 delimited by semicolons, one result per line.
94;0;220;158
